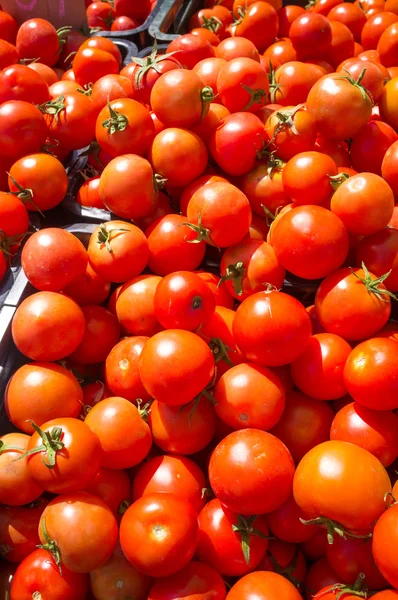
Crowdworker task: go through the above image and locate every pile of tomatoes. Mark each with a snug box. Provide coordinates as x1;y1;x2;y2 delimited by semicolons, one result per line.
86;0;158;33
2;0;398;598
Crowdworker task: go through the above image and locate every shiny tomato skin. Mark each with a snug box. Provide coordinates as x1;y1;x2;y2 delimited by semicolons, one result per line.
84;467;131;517
12;292;85;361
350;120;398;175
16;18;60;66
233;291;312;367
26;417;102;494
132;455;206;513
115;275;162;337
5;362;83;434
73;47;118;87
379;77;398;131
266;494;318;544
272;62;324;107
209;429;295;515
0;499;48;563
197;272;234;310
193;57;228;99
0;101;48;161
377;22;398;67
314;267;392;341
39;492;118;573
362;12;398;49
216;37;260;62
148;561;226;600
226;571;302;600
217;57;269;113
355;228;398;292
10;549;88;600
293;440;391;532
62;263;110;306
373;503;398;589
270;391;335;463
44;92;97;151
343;338;398;410
91;74;134;113
120;493;199;577
0;433;43;506
242;163;290;217
139;330;215;406
0;64;50;105
197;498;269;576
281;150;337;206
68;305;120;365
149;397;217;456
21;228;87;291
85;396;151;469
290;333;351;400
167;34;215;69
381;138;398;196
234;2;279;53
105;336;151;402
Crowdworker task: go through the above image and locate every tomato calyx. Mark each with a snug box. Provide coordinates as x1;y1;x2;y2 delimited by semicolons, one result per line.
183;212;215;247
335;69;374;106
38;95;66;122
130;39;182;90
351;262;398;303
0;229;30;258
76;83;93;97
232;515;272;565
97;224;130;253
7;173;44;216
102;101;128;134
15;422;65;469
0;439;24;453
271;105;303;141
219;261;246;296
153;172;168;191
37;518;63;573
56;26;72;52
180;384;217;424
314;573;368;600
262;204;282;226
268;63;281;105
208;337;235;367
233;6;247;26
299;516;372;545
136;398;152;422
118;499;131;515
78;140;104;169
201;15;223;33
267;547;303;590
241;84;267;111
329;172;350;191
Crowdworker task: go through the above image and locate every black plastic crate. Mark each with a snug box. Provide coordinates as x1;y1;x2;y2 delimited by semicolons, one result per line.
112;38;139;65
149;0;202;42
0;224;96;436
91;0;165;48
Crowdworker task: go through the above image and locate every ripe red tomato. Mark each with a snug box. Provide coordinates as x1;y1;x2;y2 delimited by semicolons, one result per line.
120;493;199;577
63;262;110;306
84;467;131;517
12;292;85;361
326;21;355;67
233;2;279;53
154;271;215;331
88;220;148;283
25;417;102;494
304;558;340;600
373;503;398;589
0;433;43;506
73;47;119;86
216;37;259;62
267;494;318;544
148;561;226;600
0;499;48;563
290;13;332;59
350;120;397;175
133;454;206;513
209;429;295;515
242;162;290;218
377;22;398;67
265;107;317;161
167;33;215;69
226;571;302;600
91;74;134;112
193;57;228;99
10;549;88;600
0;10;18;43
39;492;118;573
69;305;120;365
0;64;50;105
282;150;337;205
314;267;392;340
293;440;391;533
85;396;151;469
362;11;398;49
187;182;252;248
271;62;324;106
217;57;269;113
270;391;334;463
233;290;312;367
115;275;162;337
0;101;48;161
105;336;151;401
5;362;83;434
42;92;97;151
355;228;398;292
382;138;398;196
16;18;61;66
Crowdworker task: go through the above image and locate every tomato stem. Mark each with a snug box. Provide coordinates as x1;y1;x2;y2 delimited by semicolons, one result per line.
314;573;367;600
201;15;222;33
37;95;66;122
351;262;398;303
299;516;372;545
208;336;235;367
15;423;65;469
118;500;131;515
219;261;245;296
241;85;267;111
102;101;129;134
329;172;350;191
232;515;272;565
335;68;373;106
37;518;63;574
97;224;130;253
131;38;183;89
0;440;24;453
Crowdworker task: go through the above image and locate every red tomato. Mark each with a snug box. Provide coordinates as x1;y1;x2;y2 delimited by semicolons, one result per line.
271;62;324;106
120;493;199;577
16;18;61;66
39;492;118;573
28;62;59;86
265;107;317;161
115;275;162;337
217;57;269;113
290;13;332;59
167;34;215;69
69;305;120;365
196;272;235;309
293;440;391;533
282;150;337;205
104;334;151;402
233;2;278;53
233;290;312;367
350;120;397;175
382;139;398;196
0;433;43;506
267;494;318;544
0;10;18;43
10;549;88;600
87;220;149;283
84;467;131;517
226;571;302;600
0;101;47;162
242;162;290;218
193;57;228;99
63;263;110;306
0;499;47;563
41;92;97;151
362;11;398;49
0;64;50;105
315;267;392;340
133;455;206;513
270;391;335;463
91;74;133;112
85;396;151;469
278;5;306;36
216;37;260;62
377;22;398;67
327;536;387;589
148;561;226;600
373;503;398;589
12;292;85;361
209;429;295;515
328;2;366;42
73;47;119;85
0;39;17;70
356;228;398;292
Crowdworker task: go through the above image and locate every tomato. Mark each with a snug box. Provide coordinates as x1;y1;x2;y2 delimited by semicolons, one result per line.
278;5;306;36
233;290;312;367
258;540;307;589
69;305;120;365
114;0;151;19
12;292;85;361
197;272;234;310
192;103;230;146
90;74;133;113
81;382;110;417
90;543;151;600
265;107;317;161
115;276;161;338
87;1;115;28
282;151;337;206
377;22;398;67
331;173;394;236
271;62;324;106
242;162;290;218
315;135;350;167
373;503;398;588
0;499;47;563
0;191;29;243
315;267;392;340
39;492;118;573
217;57;269;113
16;18;61;66
226;571;302;600
210;112;266;176
58;28;87;70
87;220;148;283
84;468;130;516
356;228;398;292
328;3;366;42
167;34;215;69
270;391;334;463
350;121;397;176
123;52;180;108
187;182;252;247
328;536;387;589
28;62;59;86
135;191;173;231
233;2;278;53
0;9;18;43
0;433;43;506
85;396;151;469
209;429;294;515
133;454;206;513
362;11;398;50
139;330;214;406
193;57;227;99
381;77;398;132
120;493;198;577
289;13;332;59
10;549;88;600
5;362;82;434
293;440;391;533
63;262;110;306
382;139;398;195
0;101;47;162
0;39;17;71
180;173;229;216
326;21;355;68
104;334;151;403
249;214;271;241
146;214;206;276
49;79;81;98
154;271;215;331
74;50;119;86
41;92;96;151
0;64;50;105
148;561;226;600
267;494;318;544
80;37;121;66
372;593;398;600
306;73;372;140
